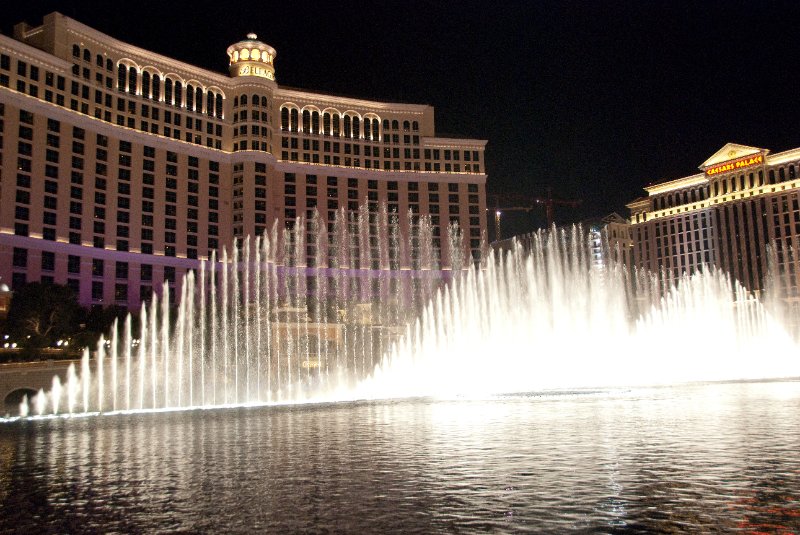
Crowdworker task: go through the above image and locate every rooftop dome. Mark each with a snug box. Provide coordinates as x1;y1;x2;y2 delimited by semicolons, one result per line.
226;33;277;81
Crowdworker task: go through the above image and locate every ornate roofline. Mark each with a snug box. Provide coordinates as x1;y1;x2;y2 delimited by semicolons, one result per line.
274;86;430;114
0;34;71;73
644;173;707;195
59;13;231;86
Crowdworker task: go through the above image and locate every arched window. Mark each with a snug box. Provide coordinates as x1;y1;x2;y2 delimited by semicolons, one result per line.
83;48;91;62
96;54;103;67
234;96;239;107
105;58;113;71
790;165;796;180
383;119;390;130
302;110;311;132
261;96;267;107
343;115;351;137
72;44;80;57
196;87;203;112
128;67;137;94
391;120;399;130
372;120;379;140
412;121;419;131
332;115;340;136
363;118;371;140
142;71;151;98
290;109;299;132
215;94;223;117
403;120;410;131
164;78;173;104
117;64;127;90
187;85;195;110
174;81;183;107
281;108;289;130
207;91;214;116
241;94;248;106
353;117;360;138
323;112;331;135
152;75;160;100
312;111;320;133
252;94;260;106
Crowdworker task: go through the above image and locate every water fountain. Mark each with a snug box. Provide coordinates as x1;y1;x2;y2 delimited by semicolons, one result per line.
9;207;800;419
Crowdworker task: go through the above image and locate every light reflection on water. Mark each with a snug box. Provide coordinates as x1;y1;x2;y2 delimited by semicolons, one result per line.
1;381;800;533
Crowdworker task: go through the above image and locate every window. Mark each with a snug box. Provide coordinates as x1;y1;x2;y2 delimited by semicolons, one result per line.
92;281;103;301
115;284;128;302
92;258;104;277
116;261;129;279
41;251;55;272
64;255;81;275
12;248;27;268
19;109;34;125
140;285;153;302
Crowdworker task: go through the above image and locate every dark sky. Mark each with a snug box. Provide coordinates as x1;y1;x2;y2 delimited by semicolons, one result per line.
4;1;800;235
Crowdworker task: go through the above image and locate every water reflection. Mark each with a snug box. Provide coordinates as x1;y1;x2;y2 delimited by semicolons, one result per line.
1;382;799;532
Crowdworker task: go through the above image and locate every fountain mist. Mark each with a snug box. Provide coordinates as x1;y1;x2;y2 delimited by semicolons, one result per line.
11;213;800;419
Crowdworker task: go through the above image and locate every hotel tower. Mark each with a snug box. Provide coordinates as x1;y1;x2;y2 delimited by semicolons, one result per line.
627;142;800;313
0;12;488;309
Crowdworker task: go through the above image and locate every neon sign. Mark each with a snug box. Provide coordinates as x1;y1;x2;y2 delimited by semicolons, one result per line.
706;154;763;176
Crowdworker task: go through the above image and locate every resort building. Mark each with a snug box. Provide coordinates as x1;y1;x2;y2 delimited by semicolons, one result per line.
627;142;800;306
0;12;488;309
585;213;634;269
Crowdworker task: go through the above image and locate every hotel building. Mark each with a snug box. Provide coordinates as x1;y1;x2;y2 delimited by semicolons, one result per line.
627;142;800;306
0;12;488;309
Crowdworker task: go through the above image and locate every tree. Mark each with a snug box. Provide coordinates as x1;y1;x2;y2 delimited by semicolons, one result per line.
75;304;128;348
6;282;82;348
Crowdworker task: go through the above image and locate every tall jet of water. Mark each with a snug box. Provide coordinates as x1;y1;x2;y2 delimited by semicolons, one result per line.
12;216;799;420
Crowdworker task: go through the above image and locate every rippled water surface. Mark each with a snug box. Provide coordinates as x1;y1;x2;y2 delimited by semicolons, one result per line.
2;381;800;533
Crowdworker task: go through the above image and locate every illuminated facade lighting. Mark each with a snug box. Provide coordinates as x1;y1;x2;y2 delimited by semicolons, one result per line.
627;142;800;306
0;12;488;308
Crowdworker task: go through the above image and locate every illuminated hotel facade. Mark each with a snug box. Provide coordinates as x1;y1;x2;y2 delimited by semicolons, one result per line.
0;13;488;309
627;142;800;306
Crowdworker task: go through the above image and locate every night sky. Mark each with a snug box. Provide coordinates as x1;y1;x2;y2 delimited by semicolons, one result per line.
4;1;800;236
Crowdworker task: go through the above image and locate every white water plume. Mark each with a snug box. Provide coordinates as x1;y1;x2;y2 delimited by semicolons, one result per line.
10;219;800;419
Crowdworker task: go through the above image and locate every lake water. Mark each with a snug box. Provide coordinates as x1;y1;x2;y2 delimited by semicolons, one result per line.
1;381;799;533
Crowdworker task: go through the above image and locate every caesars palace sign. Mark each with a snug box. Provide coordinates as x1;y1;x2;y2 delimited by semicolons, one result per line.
705;154;764;176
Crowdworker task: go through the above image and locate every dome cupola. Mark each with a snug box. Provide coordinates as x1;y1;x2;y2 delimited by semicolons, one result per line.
226;33;276;81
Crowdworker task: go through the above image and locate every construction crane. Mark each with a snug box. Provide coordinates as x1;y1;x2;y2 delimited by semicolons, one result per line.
488;188;582;242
